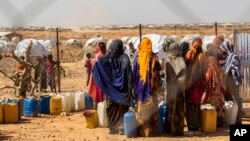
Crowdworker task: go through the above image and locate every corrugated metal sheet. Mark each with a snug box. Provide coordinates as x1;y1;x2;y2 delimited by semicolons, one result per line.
236;32;250;101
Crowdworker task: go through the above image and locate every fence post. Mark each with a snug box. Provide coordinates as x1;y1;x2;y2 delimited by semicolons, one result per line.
139;24;142;44
56;28;61;93
215;22;218;36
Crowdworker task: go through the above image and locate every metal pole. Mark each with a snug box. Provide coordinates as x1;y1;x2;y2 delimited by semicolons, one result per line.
139;24;142;43
215;22;218;36
56;28;61;93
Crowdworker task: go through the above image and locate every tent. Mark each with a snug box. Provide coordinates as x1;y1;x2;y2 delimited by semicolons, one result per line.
180;34;200;44
15;39;49;57
84;37;104;48
127;34;169;53
66;39;82;47
202;35;216;52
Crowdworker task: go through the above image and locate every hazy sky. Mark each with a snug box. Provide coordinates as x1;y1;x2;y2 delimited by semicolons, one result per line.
0;0;249;27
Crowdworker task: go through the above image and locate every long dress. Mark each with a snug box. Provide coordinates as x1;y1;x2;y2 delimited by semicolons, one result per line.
203;57;225;126
224;55;242;124
185;40;207;131
93;39;132;133
133;37;161;137
87;52;105;103
165;57;186;136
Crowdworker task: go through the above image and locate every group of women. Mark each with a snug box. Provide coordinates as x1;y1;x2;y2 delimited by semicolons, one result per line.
85;35;242;137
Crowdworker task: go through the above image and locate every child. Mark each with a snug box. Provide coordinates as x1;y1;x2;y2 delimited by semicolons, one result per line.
45;54;56;92
84;53;92;87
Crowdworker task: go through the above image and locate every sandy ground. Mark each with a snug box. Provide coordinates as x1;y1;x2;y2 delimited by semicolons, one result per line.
0;62;249;141
1;26;250;140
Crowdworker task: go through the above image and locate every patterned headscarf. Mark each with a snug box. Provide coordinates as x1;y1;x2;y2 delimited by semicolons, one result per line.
138;37;152;82
185;37;202;62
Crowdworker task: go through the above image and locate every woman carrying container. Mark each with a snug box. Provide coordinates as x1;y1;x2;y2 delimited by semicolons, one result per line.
93;39;133;134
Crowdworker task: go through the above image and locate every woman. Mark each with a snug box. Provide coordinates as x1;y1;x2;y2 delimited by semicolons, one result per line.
222;40;242;124
185;38;207;132
93;39;133;134
178;42;190;61
203;57;225;124
165;43;186;136
87;42;106;104
133;37;161;137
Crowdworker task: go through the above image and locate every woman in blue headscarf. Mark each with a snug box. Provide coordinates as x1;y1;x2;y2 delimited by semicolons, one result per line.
93;39;133;134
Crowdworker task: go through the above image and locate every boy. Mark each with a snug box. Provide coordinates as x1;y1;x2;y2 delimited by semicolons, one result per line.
45;54;56;92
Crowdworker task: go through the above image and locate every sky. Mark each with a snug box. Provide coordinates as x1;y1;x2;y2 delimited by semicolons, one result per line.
0;0;249;27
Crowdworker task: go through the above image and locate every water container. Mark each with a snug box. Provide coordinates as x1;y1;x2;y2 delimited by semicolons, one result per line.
124;112;137;137
39;95;51;114
224;102;238;125
69;93;75;111
85;110;99;129
0;103;3;123
13;97;24;116
24;98;39;117
158;104;167;135
84;93;93;110
75;91;85;111
4;99;21;120
4;103;19;123
11;99;21;120
201;109;217;133
97;101;107;127
60;93;72;113
50;96;62;115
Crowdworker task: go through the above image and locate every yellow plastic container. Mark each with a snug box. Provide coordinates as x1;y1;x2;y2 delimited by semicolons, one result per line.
0;104;3;124
50;96;62;115
13;97;24;116
4;103;19;123
201;109;217;133
85;110;99;129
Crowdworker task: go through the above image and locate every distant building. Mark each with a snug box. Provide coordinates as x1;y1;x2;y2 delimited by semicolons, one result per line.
0;32;23;41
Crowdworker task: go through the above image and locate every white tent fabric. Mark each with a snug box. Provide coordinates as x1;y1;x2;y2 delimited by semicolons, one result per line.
38;39;53;51
180;35;200;44
66;39;82;47
5;42;16;51
12;37;21;45
121;36;129;44
84;37;104;48
15;39;48;57
127;34;168;53
202;35;215;52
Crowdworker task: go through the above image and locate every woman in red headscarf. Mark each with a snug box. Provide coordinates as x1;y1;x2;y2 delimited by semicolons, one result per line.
185;38;207;132
87;42;106;105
